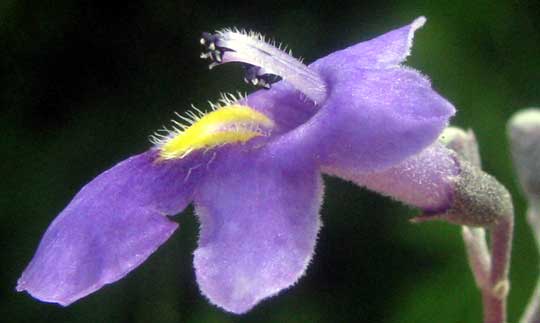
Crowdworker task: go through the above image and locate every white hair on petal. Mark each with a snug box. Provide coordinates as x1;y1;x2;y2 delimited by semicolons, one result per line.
404;16;427;61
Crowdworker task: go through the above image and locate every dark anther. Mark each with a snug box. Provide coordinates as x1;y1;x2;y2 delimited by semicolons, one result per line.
242;64;281;90
200;32;226;69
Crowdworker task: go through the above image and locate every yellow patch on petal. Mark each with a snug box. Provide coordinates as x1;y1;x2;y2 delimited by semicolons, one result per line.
156;104;274;160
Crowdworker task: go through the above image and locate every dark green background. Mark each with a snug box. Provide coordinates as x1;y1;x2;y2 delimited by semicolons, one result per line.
2;0;539;322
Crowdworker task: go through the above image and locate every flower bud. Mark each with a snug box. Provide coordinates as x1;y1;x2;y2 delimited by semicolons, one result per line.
507;108;540;200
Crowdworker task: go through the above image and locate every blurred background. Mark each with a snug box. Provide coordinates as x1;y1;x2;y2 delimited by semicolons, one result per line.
2;0;540;322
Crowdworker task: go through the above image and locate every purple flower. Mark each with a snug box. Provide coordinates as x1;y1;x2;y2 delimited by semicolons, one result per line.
17;17;456;313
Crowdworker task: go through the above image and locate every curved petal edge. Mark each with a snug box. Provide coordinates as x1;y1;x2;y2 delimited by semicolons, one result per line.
16;150;207;305
193;151;323;313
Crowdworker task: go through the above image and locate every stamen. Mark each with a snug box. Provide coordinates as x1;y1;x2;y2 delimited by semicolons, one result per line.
200;29;327;104
242;64;282;89
150;94;274;160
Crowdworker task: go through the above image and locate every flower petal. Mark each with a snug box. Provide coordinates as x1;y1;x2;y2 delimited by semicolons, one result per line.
268;66;455;172
326;143;459;212
313;16;426;70
193;150;323;314
17;150;206;305
238;17;436;145
242;81;316;135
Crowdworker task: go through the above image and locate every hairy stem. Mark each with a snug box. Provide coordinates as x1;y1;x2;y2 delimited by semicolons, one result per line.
483;215;513;323
462;226;491;289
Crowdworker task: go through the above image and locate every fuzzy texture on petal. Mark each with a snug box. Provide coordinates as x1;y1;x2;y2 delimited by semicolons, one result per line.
247;17;455;172
17;150;206;305
326;143;459;212
316;16;427;69
268;66;455;172
244;17;433;134
242;81;315;135
193;149;323;314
